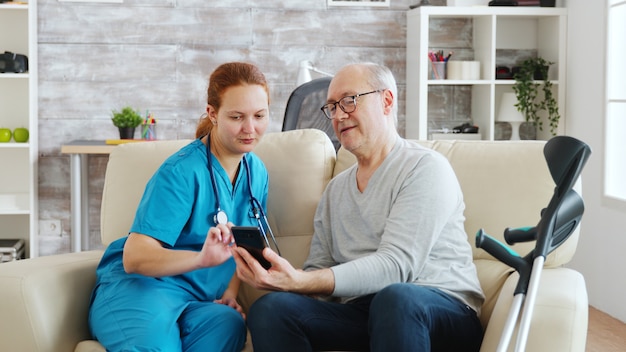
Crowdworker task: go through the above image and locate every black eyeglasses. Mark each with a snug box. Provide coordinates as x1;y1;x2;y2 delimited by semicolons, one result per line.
320;89;384;120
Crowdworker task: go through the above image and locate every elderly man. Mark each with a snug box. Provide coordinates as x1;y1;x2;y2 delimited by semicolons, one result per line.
232;62;484;352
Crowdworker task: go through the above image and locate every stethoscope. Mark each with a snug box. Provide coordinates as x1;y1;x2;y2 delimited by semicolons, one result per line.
205;134;280;254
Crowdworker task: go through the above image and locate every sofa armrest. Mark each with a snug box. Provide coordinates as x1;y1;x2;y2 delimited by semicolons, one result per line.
0;250;103;352
480;268;588;352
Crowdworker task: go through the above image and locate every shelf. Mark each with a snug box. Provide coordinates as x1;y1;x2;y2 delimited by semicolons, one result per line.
0;73;29;79
0;3;28;10
427;79;561;85
0;193;29;214
0;142;30;149
412;6;566;17
427;79;490;85
406;6;567;141
0;0;37;258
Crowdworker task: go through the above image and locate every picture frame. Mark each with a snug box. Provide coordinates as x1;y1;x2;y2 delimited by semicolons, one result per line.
328;0;390;7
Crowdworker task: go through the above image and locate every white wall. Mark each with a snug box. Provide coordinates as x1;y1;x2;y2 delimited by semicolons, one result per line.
565;1;626;323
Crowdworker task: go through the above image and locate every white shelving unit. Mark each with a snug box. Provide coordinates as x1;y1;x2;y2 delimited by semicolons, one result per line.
406;6;567;141
0;1;38;258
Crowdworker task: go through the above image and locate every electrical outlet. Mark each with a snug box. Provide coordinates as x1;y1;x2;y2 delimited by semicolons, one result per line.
39;220;62;236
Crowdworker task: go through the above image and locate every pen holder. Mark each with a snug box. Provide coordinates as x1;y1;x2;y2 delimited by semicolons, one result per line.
141;123;156;140
429;61;446;80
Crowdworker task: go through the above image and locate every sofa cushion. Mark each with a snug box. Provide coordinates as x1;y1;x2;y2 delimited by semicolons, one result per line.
480;268;588;352
0;250;102;352
474;259;515;328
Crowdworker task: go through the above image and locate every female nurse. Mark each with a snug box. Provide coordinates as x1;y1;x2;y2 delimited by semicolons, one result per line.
88;62;271;352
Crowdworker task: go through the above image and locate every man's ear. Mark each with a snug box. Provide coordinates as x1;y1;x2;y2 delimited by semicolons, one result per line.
382;89;394;115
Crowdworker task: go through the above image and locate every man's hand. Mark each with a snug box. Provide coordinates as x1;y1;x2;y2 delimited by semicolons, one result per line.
231;246;335;295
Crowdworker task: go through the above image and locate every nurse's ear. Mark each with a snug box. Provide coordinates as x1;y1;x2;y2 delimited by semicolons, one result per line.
207;105;218;124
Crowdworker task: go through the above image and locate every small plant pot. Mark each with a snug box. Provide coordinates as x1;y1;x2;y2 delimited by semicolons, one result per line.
118;127;136;139
533;66;549;80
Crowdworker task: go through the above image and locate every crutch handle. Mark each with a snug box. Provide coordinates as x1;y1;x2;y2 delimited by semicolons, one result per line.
504;226;537;245
476;229;524;270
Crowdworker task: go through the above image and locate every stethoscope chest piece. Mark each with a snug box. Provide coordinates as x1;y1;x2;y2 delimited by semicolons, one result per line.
213;209;228;225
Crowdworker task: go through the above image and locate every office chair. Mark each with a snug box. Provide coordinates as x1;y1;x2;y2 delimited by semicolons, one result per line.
282;77;340;151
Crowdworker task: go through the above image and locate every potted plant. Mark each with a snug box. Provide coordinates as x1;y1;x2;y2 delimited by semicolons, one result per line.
512;57;560;136
111;106;143;139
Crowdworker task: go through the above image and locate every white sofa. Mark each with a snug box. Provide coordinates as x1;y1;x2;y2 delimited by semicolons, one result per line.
0;129;588;351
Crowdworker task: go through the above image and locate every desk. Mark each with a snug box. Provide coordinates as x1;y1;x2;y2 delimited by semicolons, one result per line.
61;140;119;252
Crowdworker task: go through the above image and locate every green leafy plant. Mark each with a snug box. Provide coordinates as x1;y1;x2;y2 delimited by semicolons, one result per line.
111;106;143;128
512;57;560;136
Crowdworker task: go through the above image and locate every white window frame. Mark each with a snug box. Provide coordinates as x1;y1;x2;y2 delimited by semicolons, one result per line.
604;0;626;205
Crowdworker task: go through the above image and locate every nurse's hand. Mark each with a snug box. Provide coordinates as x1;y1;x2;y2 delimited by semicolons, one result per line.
198;223;235;268
214;297;246;319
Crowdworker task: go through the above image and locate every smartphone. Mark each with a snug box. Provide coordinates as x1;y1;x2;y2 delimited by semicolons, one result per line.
231;226;272;270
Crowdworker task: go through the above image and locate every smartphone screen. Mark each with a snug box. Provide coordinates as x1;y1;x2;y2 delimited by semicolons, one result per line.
231;226;272;270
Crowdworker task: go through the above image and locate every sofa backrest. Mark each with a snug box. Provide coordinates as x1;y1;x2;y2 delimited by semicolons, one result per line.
100;129;336;249
100;139;192;245
335;139;580;267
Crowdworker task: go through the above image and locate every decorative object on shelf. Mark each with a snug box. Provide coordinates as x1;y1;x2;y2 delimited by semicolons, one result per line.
452;122;479;134
0;128;11;142
12;127;29;143
495;66;512;79
141;111;157;140
0;51;28;74
0;238;25;262
111;106;143;139
497;92;526;140
517;0;540;5
512;57;560;136
448;60;480;80
428;50;451;80
296;60;333;86
488;0;518;6
539;0;555;7
447;0;489;6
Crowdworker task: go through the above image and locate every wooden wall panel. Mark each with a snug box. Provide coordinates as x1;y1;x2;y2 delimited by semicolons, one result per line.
35;0;451;255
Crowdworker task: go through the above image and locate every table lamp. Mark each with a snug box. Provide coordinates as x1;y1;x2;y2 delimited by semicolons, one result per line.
497;92;526;140
296;60;333;86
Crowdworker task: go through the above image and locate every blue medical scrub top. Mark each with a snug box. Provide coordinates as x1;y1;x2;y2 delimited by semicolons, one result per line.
94;138;269;301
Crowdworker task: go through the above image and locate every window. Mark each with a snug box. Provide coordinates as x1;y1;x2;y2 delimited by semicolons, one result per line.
605;0;626;201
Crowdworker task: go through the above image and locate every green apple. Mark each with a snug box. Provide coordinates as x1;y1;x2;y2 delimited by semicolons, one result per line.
0;128;11;143
13;127;29;143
